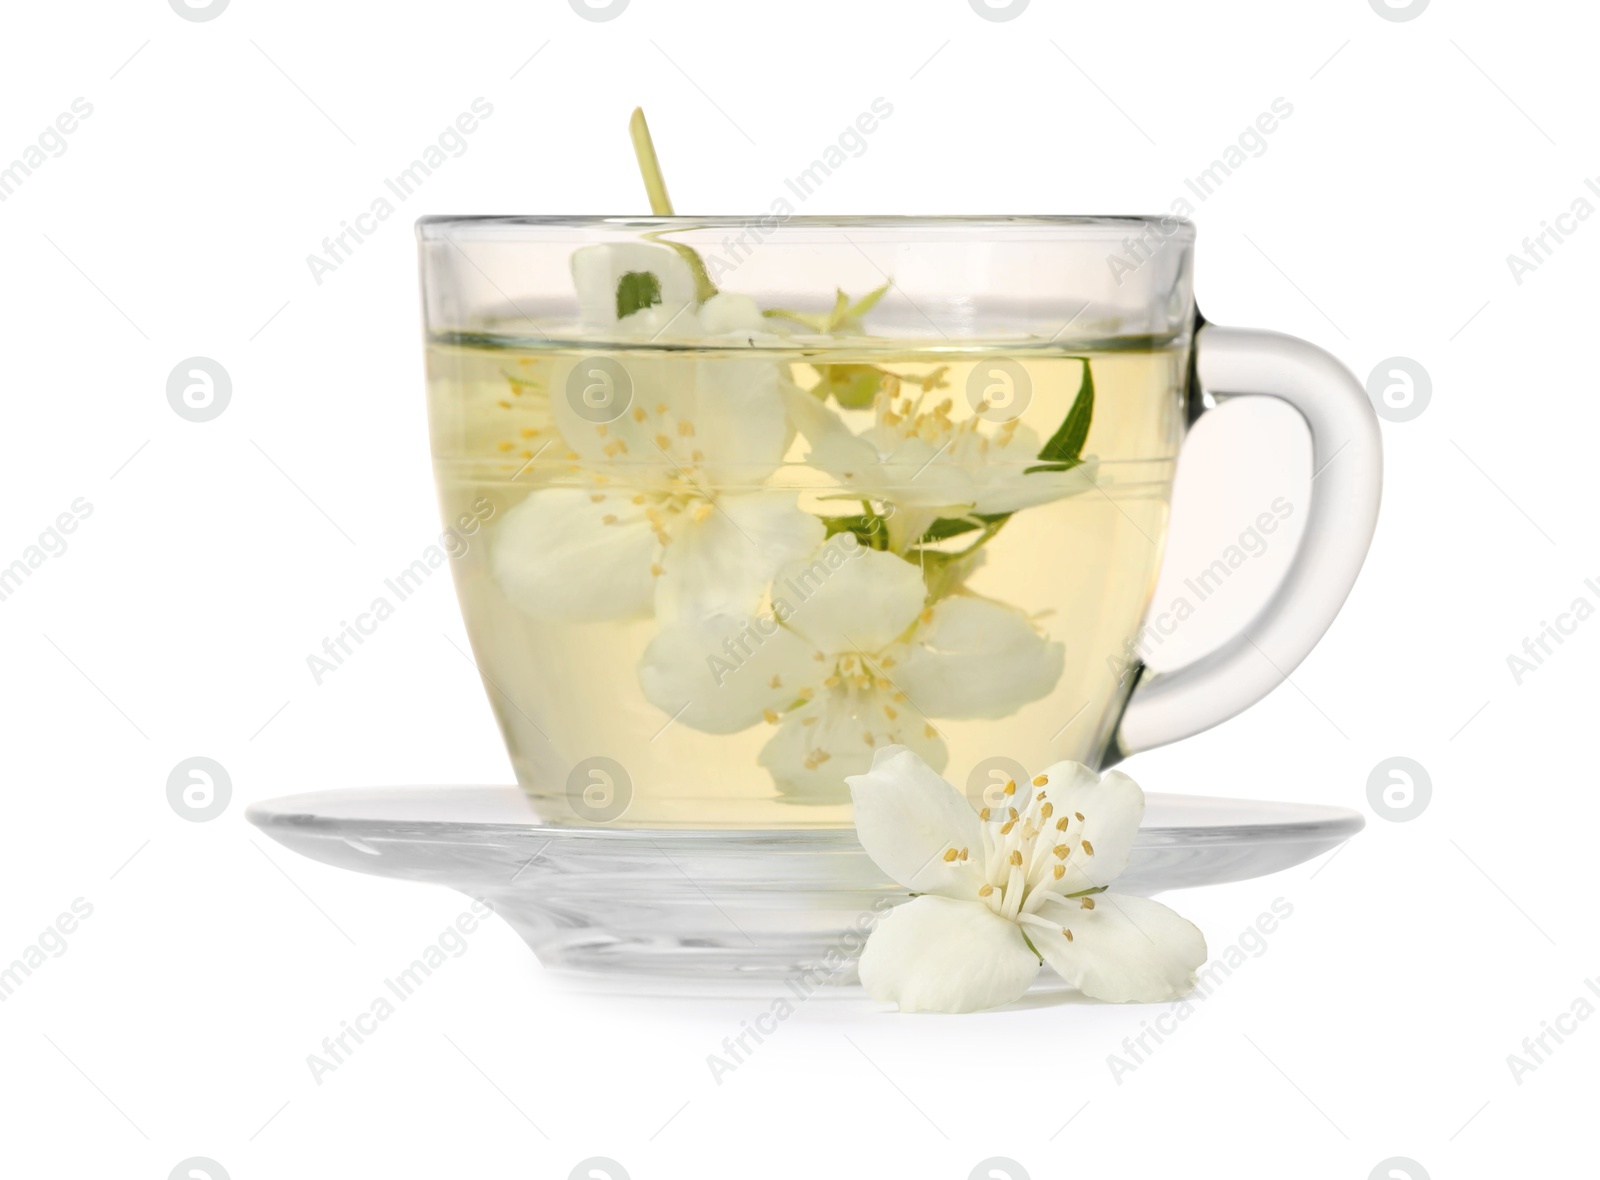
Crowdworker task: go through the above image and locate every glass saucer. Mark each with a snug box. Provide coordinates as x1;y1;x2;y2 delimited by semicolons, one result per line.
246;788;1361;980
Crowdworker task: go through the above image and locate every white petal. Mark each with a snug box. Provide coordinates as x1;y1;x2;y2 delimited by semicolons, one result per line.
759;693;947;805
971;454;1101;516
542;354;675;470
545;356;787;478
638;614;816;734
779;381;853;448
543;341;791;482
614;302;702;340
845;744;982;895
783;390;978;513
654;495;825;623
894;595;1064;720
491;487;656;621
859;895;1041;1014
815;433;976;510
697;292;766;335
571;243;696;330
806;430;886;485
1032;892;1207;1003
694;358;800;473
871;437;980;509
774;545;925;655
1028;764;1143;894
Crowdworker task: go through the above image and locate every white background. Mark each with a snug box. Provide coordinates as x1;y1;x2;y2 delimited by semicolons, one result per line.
1;1;1593;1177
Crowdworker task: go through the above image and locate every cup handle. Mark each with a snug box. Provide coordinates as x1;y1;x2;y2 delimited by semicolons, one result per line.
1110;323;1383;761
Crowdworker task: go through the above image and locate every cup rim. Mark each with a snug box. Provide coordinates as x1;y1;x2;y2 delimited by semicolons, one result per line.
416;213;1197;239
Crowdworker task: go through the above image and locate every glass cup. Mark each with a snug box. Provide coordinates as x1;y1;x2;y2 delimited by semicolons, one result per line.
419;217;1380;828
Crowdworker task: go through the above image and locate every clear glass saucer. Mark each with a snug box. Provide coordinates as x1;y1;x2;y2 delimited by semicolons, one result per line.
246;788;1361;981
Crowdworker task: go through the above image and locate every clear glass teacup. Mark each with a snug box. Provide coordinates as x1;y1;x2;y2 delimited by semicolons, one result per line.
419;216;1379;828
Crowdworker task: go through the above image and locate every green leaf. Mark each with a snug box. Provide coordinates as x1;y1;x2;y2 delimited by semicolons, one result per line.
913;511;1013;546
1025;359;1094;475
821;512;890;550
916;517;983;543
843;281;890;324
813;364;886;409
763;282;892;335
615;270;663;319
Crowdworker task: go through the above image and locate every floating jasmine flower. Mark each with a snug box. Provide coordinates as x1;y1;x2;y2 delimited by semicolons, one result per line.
492;244;818;622
781;379;1099;550
637;545;1063;801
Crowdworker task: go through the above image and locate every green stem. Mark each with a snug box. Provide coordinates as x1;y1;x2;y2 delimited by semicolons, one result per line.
629;108;674;215
629;108;718;303
1019;927;1043;964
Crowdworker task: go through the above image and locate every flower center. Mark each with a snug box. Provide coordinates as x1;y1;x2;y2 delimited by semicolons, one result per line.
962;773;1100;944
874;386;1023;463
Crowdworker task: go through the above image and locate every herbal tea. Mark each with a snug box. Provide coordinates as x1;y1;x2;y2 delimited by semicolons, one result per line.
427;331;1186;828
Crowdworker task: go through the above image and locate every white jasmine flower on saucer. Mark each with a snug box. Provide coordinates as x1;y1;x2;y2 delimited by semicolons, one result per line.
636;545;1063;801
845;746;1206;1013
